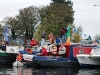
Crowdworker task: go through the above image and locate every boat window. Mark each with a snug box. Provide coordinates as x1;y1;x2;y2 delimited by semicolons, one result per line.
79;50;84;54
10;48;14;53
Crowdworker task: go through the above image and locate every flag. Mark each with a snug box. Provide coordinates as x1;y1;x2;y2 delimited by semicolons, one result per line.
84;34;87;38
87;35;91;40
65;26;71;46
73;28;78;34
4;27;8;42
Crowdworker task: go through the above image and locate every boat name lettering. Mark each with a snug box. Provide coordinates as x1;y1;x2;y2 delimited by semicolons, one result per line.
47;58;57;60
24;57;32;60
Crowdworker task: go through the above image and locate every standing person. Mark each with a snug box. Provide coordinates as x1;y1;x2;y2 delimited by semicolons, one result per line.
30;38;36;47
41;30;45;46
61;27;68;44
0;41;6;51
48;32;53;44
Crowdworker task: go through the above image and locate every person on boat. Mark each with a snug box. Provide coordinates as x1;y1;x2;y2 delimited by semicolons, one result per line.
48;43;54;55
0;41;6;51
54;36;62;48
51;44;57;56
60;27;68;43
41;30;45;46
19;46;33;55
48;32;54;44
16;54;23;61
25;46;33;54
30;38;36;47
36;46;48;56
58;44;66;57
16;46;33;61
93;40;98;45
23;39;27;46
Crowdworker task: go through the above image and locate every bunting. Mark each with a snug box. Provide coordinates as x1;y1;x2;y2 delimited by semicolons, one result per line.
65;26;71;46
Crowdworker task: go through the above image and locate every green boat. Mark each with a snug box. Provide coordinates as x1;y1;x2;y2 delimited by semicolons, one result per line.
0;46;23;66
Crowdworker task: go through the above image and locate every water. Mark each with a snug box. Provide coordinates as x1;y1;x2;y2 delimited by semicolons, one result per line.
0;66;100;75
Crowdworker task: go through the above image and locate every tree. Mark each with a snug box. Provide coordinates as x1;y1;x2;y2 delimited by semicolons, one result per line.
72;25;83;43
35;1;74;40
94;34;100;41
17;6;41;40
51;0;66;3
2;17;20;39
2;6;41;40
0;23;3;38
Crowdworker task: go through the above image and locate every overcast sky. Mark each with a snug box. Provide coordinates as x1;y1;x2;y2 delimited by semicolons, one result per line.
0;0;100;39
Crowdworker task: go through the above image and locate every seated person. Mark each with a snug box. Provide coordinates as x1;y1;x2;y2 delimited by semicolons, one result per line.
54;36;62;48
0;41;6;51
48;44;54;52
19;46;33;54
51;44;57;56
36;46;48;56
58;44;66;57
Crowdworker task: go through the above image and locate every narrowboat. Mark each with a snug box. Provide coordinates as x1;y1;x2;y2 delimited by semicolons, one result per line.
32;44;96;68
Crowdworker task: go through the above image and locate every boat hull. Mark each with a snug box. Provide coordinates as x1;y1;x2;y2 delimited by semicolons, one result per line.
0;52;18;65
77;54;100;67
32;56;80;68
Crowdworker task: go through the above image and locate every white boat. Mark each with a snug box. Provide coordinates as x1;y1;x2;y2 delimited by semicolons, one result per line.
76;46;100;67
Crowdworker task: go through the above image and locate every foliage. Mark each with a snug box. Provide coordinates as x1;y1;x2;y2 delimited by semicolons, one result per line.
1;6;41;40
0;23;3;38
72;33;82;43
71;25;83;43
94;34;100;40
2;17;21;39
35;2;74;40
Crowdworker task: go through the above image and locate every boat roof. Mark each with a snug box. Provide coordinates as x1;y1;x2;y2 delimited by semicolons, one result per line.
78;40;93;44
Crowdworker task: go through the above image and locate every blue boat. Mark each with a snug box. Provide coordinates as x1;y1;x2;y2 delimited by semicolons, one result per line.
32;44;96;68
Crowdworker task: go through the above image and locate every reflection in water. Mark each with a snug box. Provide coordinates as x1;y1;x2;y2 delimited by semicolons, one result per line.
0;66;33;75
0;66;100;75
33;68;79;75
78;69;100;75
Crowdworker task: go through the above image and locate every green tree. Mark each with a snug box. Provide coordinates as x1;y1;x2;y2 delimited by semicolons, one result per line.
35;1;74;40
72;25;83;43
2;6;41;40
17;6;41;40
2;17;21;39
0;23;3;38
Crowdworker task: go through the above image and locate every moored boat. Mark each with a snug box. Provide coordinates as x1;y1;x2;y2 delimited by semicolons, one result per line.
76;46;100;67
0;46;23;65
32;44;96;68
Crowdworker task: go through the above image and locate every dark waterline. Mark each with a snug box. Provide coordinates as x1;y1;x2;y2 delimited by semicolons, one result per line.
0;66;100;75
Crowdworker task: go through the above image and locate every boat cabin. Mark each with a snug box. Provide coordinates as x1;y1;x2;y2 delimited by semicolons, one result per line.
34;44;97;58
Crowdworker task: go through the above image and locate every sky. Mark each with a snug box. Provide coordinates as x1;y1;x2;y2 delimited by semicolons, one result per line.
0;0;100;39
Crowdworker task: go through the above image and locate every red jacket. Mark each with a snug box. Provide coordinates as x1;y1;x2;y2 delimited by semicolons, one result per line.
39;48;48;56
30;39;39;46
